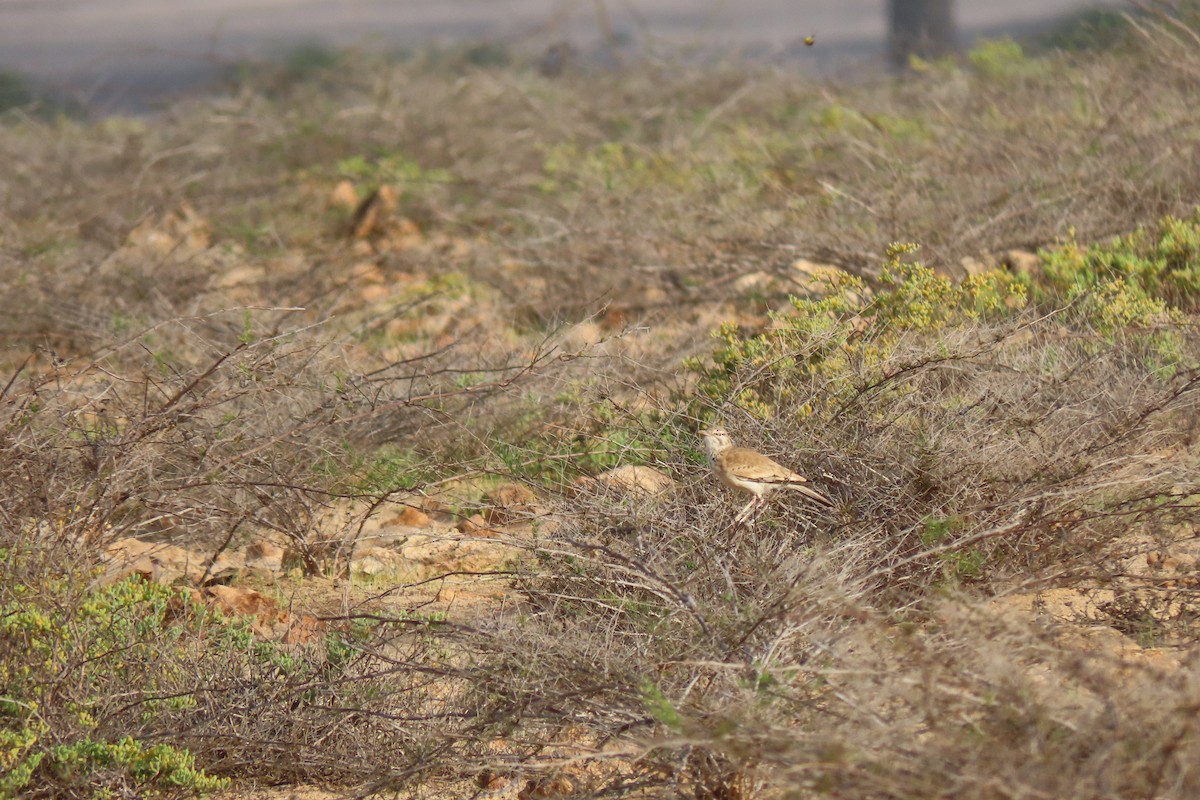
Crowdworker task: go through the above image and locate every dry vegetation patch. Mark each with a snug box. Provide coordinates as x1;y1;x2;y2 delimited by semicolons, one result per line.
4;8;1200;798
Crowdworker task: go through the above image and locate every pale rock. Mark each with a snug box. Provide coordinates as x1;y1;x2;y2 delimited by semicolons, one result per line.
101;537;204;585
243;539;285;572
457;513;499;537
1000;249;1041;277
789;259;844;292
731;270;774;293
328;179;359;210
350;546;407;576
384;506;434;528
590;465;676;498
483;483;539;525
206;584;278;622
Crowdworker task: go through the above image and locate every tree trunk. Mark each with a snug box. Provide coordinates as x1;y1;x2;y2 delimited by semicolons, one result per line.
889;0;956;69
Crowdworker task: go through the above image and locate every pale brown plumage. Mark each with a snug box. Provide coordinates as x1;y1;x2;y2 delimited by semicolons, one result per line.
701;427;833;526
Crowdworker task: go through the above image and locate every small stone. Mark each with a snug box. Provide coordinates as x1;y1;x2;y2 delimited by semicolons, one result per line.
385;506;433;528
206;551;245;580
279;614;323;645
477;770;509;791
591;465;676;498
351;185;398;239
244;539;285;571
731;270;773;293
519;776;576;800
560;321;603;351
350;546;405;576
789;259;843;291
101;538;204;585
959;256;988;276
205;585;279;623
360;284;391;304
456;513;498;537
1000;249;1041;277
329;179;359;210
483;483;538;524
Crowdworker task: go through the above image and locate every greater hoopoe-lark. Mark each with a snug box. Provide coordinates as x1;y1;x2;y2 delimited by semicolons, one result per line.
701;427;834;526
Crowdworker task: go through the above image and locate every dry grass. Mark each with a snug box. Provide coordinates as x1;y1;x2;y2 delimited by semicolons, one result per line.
4;6;1200;799
469;300;1200;798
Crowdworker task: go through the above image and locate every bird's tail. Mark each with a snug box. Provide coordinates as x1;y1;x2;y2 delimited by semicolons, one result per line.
787;483;835;508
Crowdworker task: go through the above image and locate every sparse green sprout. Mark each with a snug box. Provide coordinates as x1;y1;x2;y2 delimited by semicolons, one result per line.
640;679;684;732
240;309;255;344
968;38;1036;79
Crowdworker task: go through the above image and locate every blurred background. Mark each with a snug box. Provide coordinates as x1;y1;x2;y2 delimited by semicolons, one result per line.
1;0;1122;116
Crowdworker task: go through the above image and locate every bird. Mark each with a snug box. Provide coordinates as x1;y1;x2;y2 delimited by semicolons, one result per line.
700;427;834;527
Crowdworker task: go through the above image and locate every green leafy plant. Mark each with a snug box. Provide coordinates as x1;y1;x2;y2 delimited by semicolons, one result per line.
967;38;1044;80
1041;214;1200;310
0;550;229;798
336;152;454;188
685;243;1029;419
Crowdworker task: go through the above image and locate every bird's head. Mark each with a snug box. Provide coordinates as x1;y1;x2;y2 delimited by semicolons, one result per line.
700;427;734;456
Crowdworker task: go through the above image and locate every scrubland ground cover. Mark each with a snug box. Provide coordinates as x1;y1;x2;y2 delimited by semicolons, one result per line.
3;6;1200;798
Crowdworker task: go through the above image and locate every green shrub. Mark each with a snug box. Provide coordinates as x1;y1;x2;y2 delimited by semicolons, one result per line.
1033;214;1200;374
967;38;1041;80
0;548;229;798
1040;213;1200;310
685;243;1028;419
0;70;35;114
40;737;226;798
687;217;1200;421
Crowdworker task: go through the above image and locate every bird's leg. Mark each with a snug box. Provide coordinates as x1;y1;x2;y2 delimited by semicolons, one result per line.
733;497;759;527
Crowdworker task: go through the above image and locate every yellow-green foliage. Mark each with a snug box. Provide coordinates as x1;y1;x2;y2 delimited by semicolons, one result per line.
689;211;1200;418
540;140;697;195
1083;278;1174;333
967;38;1043;80
1041;213;1200;310
812;105;930;142
335;152;454;189
0;548;228;797
640;679;684;732
39;737;226;797
686;243;1028;419
908;37;1044;81
1034;215;1200;374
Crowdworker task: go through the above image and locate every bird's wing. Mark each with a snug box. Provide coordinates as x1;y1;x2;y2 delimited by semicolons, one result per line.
723;448;836;508
724;448;805;483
